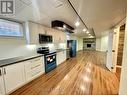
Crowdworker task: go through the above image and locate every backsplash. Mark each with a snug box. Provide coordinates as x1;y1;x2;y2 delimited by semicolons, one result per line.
0;43;66;60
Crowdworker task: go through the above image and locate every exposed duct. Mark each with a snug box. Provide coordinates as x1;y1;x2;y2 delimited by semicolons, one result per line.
51;20;74;33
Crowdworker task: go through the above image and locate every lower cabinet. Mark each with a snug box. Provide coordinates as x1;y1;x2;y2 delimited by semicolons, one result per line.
3;63;25;94
0;56;44;95
57;50;66;66
0;68;5;95
24;57;44;82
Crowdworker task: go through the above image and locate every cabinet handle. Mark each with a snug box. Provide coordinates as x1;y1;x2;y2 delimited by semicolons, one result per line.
32;71;41;77
4;68;6;75
33;59;40;62
112;50;115;52
0;69;2;76
31;64;41;69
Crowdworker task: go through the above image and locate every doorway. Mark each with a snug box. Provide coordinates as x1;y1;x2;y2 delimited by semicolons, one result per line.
116;24;125;80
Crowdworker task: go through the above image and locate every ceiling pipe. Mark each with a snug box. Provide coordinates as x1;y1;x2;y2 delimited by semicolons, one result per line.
68;0;96;37
67;0;88;29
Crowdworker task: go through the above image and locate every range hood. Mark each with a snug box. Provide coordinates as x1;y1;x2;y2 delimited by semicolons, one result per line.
51;20;74;33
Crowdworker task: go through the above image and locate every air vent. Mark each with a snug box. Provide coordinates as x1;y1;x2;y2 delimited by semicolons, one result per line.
52;20;74;33
19;0;32;6
53;0;64;8
55;3;63;8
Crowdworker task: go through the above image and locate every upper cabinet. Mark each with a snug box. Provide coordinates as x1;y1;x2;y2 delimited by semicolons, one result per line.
28;22;39;44
38;24;45;34
46;28;67;43
25;21;67;44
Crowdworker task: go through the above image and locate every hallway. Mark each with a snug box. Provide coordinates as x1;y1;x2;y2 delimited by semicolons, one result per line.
10;51;119;95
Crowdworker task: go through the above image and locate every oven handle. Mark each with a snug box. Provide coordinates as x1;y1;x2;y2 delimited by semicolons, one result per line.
46;54;56;57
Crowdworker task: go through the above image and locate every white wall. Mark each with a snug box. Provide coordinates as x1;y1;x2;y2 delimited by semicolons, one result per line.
96;38;101;51
101;35;108;52
0;23;67;60
119;16;127;95
77;38;83;51
96;35;108;52
70;34;83;51
0;36;39;60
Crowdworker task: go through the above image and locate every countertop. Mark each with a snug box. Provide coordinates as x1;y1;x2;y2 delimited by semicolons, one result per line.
0;54;44;67
55;49;68;52
0;49;68;67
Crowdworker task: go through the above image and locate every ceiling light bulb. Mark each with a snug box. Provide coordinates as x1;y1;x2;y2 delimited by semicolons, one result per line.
75;21;80;27
83;28;87;32
89;34;91;36
86;31;89;34
63;25;66;28
90;36;94;38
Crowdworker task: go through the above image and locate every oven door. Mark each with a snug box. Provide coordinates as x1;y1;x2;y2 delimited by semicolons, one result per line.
45;53;56;73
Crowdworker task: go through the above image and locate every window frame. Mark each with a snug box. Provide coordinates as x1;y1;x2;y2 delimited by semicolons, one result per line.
0;19;24;37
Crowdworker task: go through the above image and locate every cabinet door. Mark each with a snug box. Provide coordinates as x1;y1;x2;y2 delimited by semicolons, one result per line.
60;51;66;63
38;24;45;34
29;22;39;44
57;52;60;66
58;31;66;43
0;68;5;95
63;51;67;61
3;63;25;94
57;51;66;66
24;57;44;82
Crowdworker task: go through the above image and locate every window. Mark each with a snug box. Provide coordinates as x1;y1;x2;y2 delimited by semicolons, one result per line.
0;19;23;37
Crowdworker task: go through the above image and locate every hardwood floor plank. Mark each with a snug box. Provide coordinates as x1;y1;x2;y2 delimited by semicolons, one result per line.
10;51;119;95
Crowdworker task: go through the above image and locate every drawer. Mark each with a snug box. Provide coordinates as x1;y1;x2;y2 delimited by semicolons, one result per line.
24;57;43;72
25;66;43;81
31;57;42;63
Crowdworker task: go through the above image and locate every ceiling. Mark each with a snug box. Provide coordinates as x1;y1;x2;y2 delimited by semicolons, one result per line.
69;0;127;37
0;0;127;38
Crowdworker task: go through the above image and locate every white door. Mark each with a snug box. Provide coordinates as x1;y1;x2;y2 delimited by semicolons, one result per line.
106;28;119;72
0;68;5;95
3;63;25;94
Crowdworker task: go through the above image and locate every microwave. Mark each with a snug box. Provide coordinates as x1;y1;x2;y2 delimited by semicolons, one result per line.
39;34;53;44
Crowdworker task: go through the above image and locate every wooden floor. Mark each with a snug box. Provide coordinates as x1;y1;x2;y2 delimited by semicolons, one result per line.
115;67;121;81
10;51;119;95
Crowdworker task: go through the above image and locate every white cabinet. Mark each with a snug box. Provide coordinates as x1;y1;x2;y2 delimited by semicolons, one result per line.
0;68;5;95
59;32;66;43
57;50;66;66
26;21;67;44
3;63;25;94
28;22;39;44
38;24;45;34
0;56;44;95
24;57;44;82
46;27;67;43
55;31;66;43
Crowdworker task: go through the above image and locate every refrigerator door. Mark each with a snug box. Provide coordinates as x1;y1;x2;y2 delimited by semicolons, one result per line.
71;40;77;57
67;40;77;57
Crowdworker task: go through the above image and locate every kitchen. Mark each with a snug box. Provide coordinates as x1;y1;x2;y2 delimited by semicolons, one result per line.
0;0;127;95
0;18;78;95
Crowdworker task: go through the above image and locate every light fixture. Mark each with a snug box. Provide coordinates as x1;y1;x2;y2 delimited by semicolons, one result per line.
88;34;91;36
83;28;87;32
80;85;86;91
75;21;80;27
26;45;36;50
63;24;66;29
86;31;89;34
90;36;94;38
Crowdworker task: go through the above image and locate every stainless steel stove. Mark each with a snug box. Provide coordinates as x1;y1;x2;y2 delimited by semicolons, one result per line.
37;47;56;73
